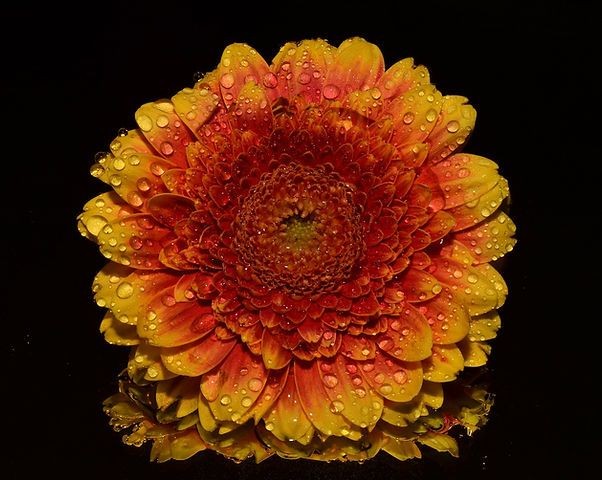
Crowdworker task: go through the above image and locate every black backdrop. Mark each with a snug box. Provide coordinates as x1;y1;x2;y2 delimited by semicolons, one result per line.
4;1;596;479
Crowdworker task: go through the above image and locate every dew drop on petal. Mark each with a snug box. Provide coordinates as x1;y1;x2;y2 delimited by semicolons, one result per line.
116;282;134;299
330;400;345;413
393;370;407;384
446;120;460;133
263;72;278;88
137;114;153;132
323;374;339;388
467;274;479;284
403;112;415;124
160;142;174;156
323;84;340;100
248;378;263;392
220;395;232;405
220;73;235;89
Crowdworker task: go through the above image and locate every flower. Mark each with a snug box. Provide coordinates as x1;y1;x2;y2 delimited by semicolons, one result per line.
78;37;516;463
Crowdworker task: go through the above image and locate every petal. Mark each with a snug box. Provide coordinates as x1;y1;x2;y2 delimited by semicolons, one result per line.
419;287;470;344
469;311;501;341
377;57;430;100
448;177;510;231
417;432;459;457
454;210;517;263
293;361;361;439
99;311;139;345
263;371;314;443
172;75;221;140
108;128;155;157
93;264;177;325
270;39;335;103
359;349;422;402
318;355;383;429
128;343;176;382
261;329;293;370
388;83;443;147
161;332;235;376
476;263;508;308
135;100;194;168
340;335;376;360
201;344;268;422
231;81;273;136
429;254;500;316
397;268;443;303
77;191;136;241
155;376;200;417
458;339;491;367
325;38;384;98
96;213;176;269
97;151;177;209
238;366;289;424
426;95;476;162
147;193;195;228
218;43;271;107
430;153;500;209
422;345;464;382
422;210;456;243
138;292;217;347
376;307;433;361
382;436;422;461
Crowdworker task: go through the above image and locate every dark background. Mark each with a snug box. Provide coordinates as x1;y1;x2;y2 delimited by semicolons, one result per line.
4;1;596;478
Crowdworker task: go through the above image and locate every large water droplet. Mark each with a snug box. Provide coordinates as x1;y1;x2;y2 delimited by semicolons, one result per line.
116;282;134;299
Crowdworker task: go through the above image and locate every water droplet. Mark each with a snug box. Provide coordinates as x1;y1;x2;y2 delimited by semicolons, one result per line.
89;163;105;178
137;178;151;192
137;114;153;132
161;295;176;307
220;73;235;89
467;273;478;284
265;421;274;431
426;108;437;122
160;142;174;156
403;112;415;124
109;174;122;187
370;87;382;100
446;120;460;133
248;378;263;392
323;84;340;100
151;163;165;176
220;395;232;405
241;397;253;408
263;72;278;88
323;374;339;388
393;370;408;384
116;282;134;299
147;366;159;378
373;373;385;384
330;400;345;413
298;72;311;85
432;284;442;294
380;384;393;395
453;269;463;278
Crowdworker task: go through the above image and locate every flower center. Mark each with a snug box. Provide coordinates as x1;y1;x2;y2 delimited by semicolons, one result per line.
234;162;364;295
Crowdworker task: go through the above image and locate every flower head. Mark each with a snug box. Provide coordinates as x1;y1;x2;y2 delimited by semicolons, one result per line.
79;38;515;463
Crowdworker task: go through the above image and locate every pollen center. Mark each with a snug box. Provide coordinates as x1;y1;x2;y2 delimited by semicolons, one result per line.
234;162;364;295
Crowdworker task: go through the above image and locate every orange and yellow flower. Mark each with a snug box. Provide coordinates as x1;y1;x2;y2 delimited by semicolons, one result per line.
79;38;515;463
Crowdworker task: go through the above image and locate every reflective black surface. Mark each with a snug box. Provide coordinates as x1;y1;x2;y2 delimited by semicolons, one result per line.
5;2;594;479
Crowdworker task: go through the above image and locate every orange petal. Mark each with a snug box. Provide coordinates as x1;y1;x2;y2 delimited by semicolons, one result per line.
426;95;476;162
423;210;456;242
454;210;517;263
448;177;509;231
422;345;464;382
135;100;194;168
138;291;217;347
231;81;273;136
263;371;314;443
238;366;289;424
96;213;176;269
172;74;221;140
376;306;433;361
340;335;376;360
377;57;430;100
77;191;136;241
359;349;422;402
429;254;500;316
93;264;177;325
419;287;470;344
200;344;267;422
346;87;385;120
155;376;200;417
96;151;176;209
397;268;443;303
325;38;384;99
388;84;443;147
162;332;235;376
99;312;139;345
430;153;500;209
108;128;155;157
217;43;271;107
293;361;361;439
317;355;383;429
270;39;335;103
261;329;292;370
147;193;195;228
